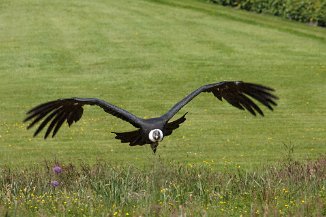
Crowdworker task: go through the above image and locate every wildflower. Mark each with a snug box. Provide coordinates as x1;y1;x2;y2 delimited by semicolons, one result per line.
51;180;59;187
53;165;62;174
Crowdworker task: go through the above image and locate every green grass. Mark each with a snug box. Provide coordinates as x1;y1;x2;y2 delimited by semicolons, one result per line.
1;157;326;216
1;0;326;215
0;0;325;169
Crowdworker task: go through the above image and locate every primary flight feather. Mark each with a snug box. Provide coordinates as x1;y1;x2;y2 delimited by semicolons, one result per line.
24;81;278;153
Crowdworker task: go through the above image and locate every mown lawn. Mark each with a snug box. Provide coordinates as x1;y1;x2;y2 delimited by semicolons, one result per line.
0;0;325;168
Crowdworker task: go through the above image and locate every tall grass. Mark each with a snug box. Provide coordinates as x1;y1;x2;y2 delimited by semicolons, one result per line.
1;155;326;216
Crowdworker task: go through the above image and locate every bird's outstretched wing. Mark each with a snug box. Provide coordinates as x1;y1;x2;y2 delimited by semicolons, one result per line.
24;98;143;138
161;81;278;121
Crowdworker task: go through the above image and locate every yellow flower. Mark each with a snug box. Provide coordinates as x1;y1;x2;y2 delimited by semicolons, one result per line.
282;188;289;193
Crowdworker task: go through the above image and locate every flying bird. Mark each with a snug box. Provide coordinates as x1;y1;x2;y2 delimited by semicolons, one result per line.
24;81;278;153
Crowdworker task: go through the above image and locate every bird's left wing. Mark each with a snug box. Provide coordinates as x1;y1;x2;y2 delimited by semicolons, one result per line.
24;97;143;138
161;81;278;121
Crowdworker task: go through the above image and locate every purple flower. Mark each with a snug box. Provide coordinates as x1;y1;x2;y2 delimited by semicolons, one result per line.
51;180;59;187
53;165;62;174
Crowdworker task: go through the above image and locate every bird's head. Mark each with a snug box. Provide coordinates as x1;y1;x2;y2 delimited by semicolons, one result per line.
149;129;163;142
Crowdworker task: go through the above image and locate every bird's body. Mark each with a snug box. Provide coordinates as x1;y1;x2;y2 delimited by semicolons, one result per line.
24;81;278;153
111;114;186;153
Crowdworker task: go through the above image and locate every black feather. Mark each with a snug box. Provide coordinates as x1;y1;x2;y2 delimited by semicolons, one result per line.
25;98;143;138
112;130;145;146
164;112;188;136
24;81;278;154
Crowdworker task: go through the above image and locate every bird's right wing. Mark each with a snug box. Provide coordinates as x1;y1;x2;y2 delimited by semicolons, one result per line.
24;97;144;139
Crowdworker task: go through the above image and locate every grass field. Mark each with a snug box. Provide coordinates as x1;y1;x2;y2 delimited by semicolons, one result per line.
0;0;325;215
0;0;325;168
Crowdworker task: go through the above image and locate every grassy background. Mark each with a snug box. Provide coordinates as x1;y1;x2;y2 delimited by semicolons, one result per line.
0;0;325;168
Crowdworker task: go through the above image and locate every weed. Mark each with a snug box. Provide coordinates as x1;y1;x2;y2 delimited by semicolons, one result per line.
1;156;326;216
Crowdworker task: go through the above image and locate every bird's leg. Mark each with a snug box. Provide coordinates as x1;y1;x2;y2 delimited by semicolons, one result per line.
150;142;159;154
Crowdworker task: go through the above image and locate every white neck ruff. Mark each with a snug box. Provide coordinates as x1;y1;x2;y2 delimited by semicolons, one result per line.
149;129;163;142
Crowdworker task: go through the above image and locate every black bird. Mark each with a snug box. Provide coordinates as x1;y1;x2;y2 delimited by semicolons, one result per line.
24;81;278;153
